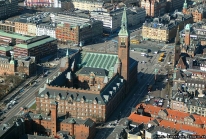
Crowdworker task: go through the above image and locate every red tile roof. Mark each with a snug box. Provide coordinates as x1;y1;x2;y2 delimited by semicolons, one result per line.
136;103;206;125
130;103;206;135
128;112;154;123
159;120;206;135
128;113;206;135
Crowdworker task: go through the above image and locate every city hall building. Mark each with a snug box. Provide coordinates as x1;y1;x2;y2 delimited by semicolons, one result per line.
36;8;138;122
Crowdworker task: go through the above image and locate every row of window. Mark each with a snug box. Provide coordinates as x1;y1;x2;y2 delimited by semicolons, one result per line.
185;83;205;88
40;103;102;109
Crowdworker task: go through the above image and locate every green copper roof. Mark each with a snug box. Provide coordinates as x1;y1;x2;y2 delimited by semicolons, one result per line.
183;0;187;8
10;60;15;64
116;58;121;64
0;30;32;41
16;37;56;49
0;46;13;51
185;24;191;31
69;119;76;124
118;7;129;36
80;52;118;71
10;55;15;64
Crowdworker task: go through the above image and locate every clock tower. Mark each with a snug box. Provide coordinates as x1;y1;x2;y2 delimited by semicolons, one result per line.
118;7;129;82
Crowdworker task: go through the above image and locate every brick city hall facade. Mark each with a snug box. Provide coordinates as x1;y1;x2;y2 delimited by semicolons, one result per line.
36;8;138;122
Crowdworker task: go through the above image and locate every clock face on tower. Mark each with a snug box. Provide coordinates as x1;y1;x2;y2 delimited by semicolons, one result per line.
120;37;126;48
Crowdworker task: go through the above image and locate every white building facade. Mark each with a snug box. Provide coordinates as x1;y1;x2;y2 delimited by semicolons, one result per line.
36;23;56;38
90;7;146;33
28;23;37;36
72;0;104;11
24;0;61;8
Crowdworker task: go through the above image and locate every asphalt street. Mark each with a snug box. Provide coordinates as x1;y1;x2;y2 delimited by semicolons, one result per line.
0;77;37;105
1;65;60;124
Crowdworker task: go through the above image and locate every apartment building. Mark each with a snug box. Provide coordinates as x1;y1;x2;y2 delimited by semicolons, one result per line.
51;12;90;24
36;23;56;38
53;13;103;45
0;0;18;20
15;56;36;76
55;23;79;44
14;13;51;36
25;102;96;138
0;55;16;75
145;126;178;139
0;103;96;139
140;0;167;17
129;103;206;135
90;7;146;33
0;45;13;56
72;0;104;11
0;55;36;76
183;1;206;22
13;35;57;61
25;0;62;8
180;23;206;46
0;30;33;46
0;20;15;33
171;90;206;117
142;12;192;43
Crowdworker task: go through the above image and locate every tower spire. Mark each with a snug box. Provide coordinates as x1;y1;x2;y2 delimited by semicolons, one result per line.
118;7;129;36
66;48;69;57
183;0;187;9
175;26;180;45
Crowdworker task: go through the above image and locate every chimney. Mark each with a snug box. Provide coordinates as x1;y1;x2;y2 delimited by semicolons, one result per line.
111;0;114;4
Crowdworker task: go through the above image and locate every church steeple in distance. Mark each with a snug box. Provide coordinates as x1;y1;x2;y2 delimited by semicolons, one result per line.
174;26;181;67
183;0;188;9
118;7;129;36
175;26;180;45
183;0;187;13
66;48;69;57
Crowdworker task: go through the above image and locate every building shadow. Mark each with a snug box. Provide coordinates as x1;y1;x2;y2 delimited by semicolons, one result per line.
94;127;115;139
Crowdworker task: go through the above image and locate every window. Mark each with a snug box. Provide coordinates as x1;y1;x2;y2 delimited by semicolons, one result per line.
121;42;125;46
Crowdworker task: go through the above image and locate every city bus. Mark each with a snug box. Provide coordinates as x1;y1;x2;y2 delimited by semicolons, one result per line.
158;57;162;62
130;39;140;44
160;53;164;57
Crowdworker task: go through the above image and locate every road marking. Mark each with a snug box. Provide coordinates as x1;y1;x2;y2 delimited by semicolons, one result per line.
123;63;158;117
3;67;60;120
